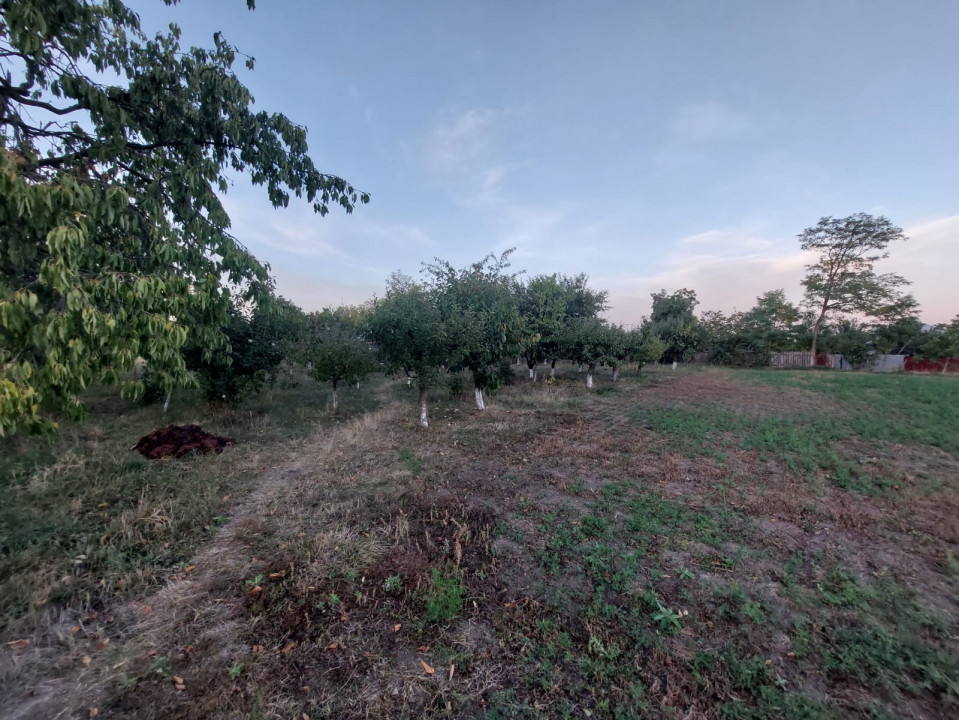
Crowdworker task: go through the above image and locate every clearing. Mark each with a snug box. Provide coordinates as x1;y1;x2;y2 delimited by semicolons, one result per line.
1;365;957;719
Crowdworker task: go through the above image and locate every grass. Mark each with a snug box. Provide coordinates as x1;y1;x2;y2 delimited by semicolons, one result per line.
1;364;957;719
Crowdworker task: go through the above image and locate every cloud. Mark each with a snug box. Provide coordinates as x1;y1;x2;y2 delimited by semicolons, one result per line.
597;214;959;327
896;214;959;323
423;108;521;205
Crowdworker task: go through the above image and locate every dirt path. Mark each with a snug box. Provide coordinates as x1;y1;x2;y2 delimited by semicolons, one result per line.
1;404;404;720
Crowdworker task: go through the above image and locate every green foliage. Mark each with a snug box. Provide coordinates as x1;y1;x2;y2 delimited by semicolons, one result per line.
301;306;373;409
561;316;614;376
515;273;608;373
367;274;449;390
649;288;700;363
181;296;304;405
424;251;523;396
628;324;666;373
423;566;465;624
0;0;366;435
919;315;959;369
799;214;913;357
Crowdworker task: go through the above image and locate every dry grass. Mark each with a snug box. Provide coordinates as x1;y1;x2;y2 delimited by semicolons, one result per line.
2;364;958;719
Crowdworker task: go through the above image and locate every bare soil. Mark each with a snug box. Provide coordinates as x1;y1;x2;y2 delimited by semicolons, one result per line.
2;367;956;719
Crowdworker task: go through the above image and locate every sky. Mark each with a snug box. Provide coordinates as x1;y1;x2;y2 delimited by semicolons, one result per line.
132;0;957;324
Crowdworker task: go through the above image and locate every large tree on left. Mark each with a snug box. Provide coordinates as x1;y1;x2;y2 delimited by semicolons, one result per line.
0;0;367;434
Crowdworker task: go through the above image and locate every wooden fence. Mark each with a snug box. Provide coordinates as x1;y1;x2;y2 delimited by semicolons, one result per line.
768;352;848;369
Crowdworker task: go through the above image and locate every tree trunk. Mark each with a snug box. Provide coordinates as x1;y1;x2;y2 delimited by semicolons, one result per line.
331;381;338;411
612;367;619;381
474;387;486;410
943;358;951;374
550;359;556;378
578;364;583;373
586;363;596;389
671;361;677;370
529;368;535;380
162;391;171;413
810;300;828;366
637;362;643;375
418;387;429;428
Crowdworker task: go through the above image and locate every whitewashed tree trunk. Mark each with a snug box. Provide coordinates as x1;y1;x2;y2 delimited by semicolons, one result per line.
407;376;412;387
587;363;596;389
550;366;556;379
474;387;486;410
671;361;678;370
528;368;535;379
418;387;429;428
331;383;338;411
162;391;171;413
612;367;619;381
578;364;583;373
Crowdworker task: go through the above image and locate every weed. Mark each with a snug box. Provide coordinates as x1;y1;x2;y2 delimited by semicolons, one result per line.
383;574;403;595
423;566;465;624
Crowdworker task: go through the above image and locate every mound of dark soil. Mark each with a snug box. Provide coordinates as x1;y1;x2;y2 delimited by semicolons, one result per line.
133;424;235;460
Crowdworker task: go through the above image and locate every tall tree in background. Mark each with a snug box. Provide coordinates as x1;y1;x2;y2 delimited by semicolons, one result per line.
649;288;700;363
799;214;912;362
0;0;367;434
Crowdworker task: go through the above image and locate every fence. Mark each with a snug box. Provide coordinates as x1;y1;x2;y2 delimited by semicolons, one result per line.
903;357;959;373
769;352;848;369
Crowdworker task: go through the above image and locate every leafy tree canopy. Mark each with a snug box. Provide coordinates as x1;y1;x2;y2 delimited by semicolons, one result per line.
799;214;913;358
423;250;522;397
301;307;373;410
649;288;700;363
0;0;367;434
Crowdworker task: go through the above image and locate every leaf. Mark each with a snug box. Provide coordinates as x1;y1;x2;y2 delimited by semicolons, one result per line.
5;639;30;650
89;709;99;718
281;642;296;654
326;642;338;650
417;645;430;652
392;624;402;633
172;675;184;684
420;659;434;675
82;656;92;665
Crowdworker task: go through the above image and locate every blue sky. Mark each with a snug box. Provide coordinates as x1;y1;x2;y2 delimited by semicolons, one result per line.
133;0;957;323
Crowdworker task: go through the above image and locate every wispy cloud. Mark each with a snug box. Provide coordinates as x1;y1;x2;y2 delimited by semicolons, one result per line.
422;108;521;205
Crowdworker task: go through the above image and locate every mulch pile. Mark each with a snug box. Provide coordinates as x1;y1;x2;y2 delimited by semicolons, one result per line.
133;424;235;460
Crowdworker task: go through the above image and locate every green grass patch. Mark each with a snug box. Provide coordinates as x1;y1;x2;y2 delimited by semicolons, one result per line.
750;370;959;458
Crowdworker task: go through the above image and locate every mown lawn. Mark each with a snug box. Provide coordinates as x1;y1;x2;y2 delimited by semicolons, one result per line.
1;366;957;719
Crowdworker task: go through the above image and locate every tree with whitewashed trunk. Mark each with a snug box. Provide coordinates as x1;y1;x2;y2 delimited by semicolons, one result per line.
519;273;608;380
604;324;631;381
301;307;372;412
799;214;913;363
425;252;522;411
367;274;450;428
561;317;613;390
629;324;666;375
649;288;700;364
515;274;566;380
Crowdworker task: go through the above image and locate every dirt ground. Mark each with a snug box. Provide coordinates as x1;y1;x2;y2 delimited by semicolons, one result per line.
2;367;956;719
